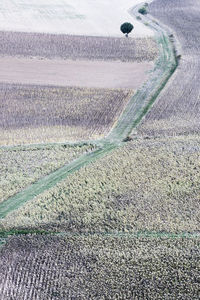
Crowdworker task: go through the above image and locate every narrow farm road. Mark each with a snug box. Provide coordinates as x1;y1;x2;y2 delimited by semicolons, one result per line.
0;2;177;220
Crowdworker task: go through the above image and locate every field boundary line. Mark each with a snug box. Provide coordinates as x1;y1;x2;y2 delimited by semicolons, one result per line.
0;140;96;151
2;230;199;251
0;2;178;222
0;230;199;242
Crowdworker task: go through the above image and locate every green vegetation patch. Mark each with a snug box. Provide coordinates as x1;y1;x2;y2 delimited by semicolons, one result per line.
138;6;148;15
1;136;199;233
0;234;199;299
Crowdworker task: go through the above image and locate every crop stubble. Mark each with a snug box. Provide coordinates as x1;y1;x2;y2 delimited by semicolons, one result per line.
138;0;200;136
0;84;133;145
0;2;199;299
0;234;199;299
0;31;158;62
0;144;94;203
1;136;199;233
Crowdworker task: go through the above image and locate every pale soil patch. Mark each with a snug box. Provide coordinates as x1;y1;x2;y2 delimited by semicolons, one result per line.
0;57;153;89
0;0;153;37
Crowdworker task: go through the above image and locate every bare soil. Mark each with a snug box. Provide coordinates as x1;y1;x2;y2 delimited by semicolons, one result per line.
0;57;153;89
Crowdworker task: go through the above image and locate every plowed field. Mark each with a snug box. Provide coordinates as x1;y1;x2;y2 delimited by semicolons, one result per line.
138;0;200;136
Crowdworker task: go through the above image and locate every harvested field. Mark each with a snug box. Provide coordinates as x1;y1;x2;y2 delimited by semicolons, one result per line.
0;144;94;203
1;136;199;233
0;234;199;299
0;31;158;62
138;0;200;136
0;84;133;145
0;57;153;89
0;1;199;298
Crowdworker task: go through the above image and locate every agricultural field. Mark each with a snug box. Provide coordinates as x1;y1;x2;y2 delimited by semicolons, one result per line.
0;144;94;203
0;234;199;299
138;0;200;136
0;31;158;62
0;57;153;89
1;136;199;233
0;0;199;298
0;24;158;146
0;84;133;145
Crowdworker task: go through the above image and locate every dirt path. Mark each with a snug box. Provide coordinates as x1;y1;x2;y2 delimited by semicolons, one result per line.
0;57;153;89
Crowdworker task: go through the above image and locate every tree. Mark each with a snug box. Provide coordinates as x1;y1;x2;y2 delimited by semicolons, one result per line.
120;22;134;37
138;6;147;15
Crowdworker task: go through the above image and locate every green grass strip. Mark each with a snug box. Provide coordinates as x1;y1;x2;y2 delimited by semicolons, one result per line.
106;8;177;142
0;140;95;151
56;231;200;239
0;230;199;241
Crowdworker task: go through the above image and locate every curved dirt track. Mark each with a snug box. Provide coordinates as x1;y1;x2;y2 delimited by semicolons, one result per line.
139;0;200;136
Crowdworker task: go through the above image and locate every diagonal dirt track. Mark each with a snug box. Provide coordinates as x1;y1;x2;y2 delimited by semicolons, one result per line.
139;0;200;136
